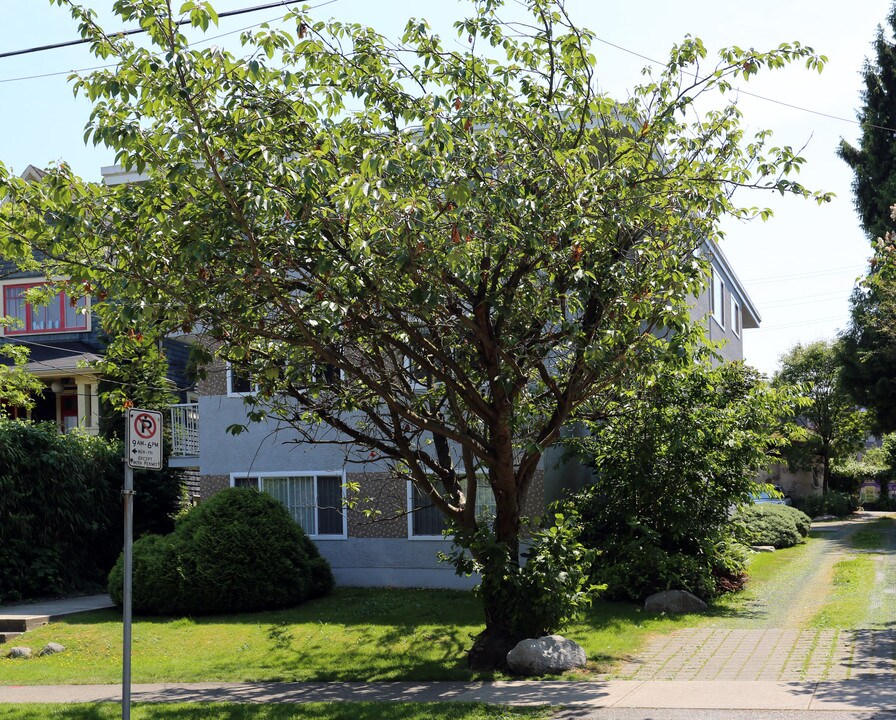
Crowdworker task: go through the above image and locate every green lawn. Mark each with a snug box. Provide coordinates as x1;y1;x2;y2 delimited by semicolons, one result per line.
0;586;709;685
0;534;859;686
0;704;553;720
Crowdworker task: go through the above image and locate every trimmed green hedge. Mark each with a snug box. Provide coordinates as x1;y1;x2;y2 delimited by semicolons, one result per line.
735;504;812;549
0;418;187;603
0;420;120;602
109;487;334;614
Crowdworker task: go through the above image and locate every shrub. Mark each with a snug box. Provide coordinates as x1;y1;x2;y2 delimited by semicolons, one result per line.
108;487;334;614
108;534;182;613
0;420;120;602
734;504;811;549
564;360;798;601
449;512;598;639
797;491;858;518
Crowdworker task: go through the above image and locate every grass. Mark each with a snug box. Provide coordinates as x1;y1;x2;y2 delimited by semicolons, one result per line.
2;527;878;686
0;586;709;685
0;704;553;720
808;556;877;628
849;517;894;550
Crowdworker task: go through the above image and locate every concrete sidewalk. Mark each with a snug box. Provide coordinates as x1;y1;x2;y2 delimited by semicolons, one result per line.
2;680;896;712
0;594;114;643
0;594;114;620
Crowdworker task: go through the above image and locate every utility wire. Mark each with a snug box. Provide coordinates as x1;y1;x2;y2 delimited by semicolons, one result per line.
0;0;337;60
591;35;896;134
0;2;889;135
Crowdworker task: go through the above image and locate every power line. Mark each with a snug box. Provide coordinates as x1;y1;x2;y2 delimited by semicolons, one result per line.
0;0;339;85
0;0;335;60
0;3;889;136
742;264;866;285
591;35;896;135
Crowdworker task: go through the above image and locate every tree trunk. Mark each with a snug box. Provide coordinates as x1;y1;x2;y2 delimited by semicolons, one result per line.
466;475;524;670
822;451;830;495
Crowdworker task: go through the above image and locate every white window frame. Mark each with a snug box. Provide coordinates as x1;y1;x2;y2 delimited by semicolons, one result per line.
226;363;258;397
0;278;91;337
229;470;348;539
711;268;725;329
406;477;497;540
730;296;741;338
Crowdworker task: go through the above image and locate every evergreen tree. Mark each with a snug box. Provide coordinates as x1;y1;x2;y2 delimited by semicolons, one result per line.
838;4;896;241
838;3;896;431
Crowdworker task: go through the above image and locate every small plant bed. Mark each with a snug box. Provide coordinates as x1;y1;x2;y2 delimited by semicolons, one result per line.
0;703;554;720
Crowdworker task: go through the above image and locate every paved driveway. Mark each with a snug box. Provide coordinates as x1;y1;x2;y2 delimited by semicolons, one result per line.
613;513;896;682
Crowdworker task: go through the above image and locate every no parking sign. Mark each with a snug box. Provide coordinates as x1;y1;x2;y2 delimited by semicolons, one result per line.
126;408;163;469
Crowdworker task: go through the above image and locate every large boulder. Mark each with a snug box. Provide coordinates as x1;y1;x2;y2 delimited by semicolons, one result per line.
6;646;33;659
506;634;587;676
644;589;707;614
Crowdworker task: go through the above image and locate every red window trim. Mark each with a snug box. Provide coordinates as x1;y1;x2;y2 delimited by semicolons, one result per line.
2;281;89;336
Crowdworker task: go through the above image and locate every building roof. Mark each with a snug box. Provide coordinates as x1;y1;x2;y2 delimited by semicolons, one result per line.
0;340;102;376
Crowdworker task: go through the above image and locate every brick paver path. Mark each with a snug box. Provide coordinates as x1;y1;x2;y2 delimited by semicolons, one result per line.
612;514;896;682
615;627;896;681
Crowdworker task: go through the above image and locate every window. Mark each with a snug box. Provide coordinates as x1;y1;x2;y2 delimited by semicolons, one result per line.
231;472;346;537
408;478;496;538
711;269;724;329
3;282;88;335
226;364;257;396
730;297;741;337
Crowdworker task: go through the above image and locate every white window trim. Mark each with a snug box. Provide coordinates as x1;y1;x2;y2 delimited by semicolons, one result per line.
406;478;496;540
229;470;348;539
711;269;725;330
730;297;741;338
226;363;259;397
0;277;92;337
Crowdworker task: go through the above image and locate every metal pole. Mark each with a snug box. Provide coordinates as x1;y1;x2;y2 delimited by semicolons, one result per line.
122;462;134;720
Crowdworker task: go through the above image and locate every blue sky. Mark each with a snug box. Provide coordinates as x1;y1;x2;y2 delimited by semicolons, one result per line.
1;0;891;374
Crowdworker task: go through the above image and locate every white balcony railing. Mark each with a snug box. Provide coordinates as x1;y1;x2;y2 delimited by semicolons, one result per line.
170;403;199;457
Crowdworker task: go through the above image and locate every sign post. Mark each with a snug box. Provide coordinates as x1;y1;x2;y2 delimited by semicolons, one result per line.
122;408;162;720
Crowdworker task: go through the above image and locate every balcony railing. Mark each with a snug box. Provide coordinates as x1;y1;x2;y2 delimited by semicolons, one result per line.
170;403;199;457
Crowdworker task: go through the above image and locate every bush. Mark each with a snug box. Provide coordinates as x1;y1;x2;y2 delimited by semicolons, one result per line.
564;360;798;601
0;420;121;602
108;534;182;613
734;504;811;549
109;487;334;614
796;491;858;518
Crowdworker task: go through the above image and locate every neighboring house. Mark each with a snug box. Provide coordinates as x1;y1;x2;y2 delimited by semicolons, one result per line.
0;165;193;434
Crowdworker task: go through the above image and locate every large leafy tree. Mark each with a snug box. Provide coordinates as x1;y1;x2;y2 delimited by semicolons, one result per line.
0;0;828;664
837;3;896;430
775;340;868;494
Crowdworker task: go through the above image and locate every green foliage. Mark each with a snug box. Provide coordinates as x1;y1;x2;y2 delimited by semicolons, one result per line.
796;491;858;518
734;504;811;549
96;328;179;414
837;2;896;242
109;487;334;614
566;359;797;601
108;534;182;613
0;0;829;652
774;340;868;493
836;4;896;432
0;331;45;413
0;419;120;601
449;513;598;639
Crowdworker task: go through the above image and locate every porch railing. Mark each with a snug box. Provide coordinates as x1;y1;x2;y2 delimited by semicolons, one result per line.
170;403;199;457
